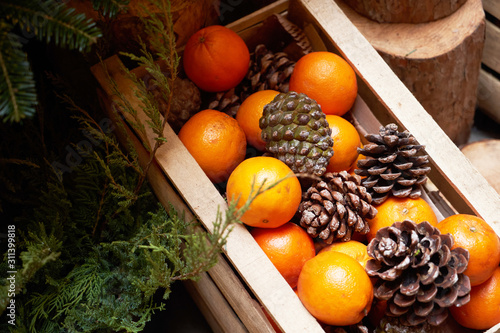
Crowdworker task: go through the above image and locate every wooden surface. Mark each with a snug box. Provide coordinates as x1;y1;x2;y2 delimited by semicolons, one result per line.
461;139;500;194
477;69;500;124
341;0;466;23
333;0;485;146
483;0;500;19
478;1;500;124
289;0;500;234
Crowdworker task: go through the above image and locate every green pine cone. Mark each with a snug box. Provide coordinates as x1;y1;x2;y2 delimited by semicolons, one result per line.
259;91;334;176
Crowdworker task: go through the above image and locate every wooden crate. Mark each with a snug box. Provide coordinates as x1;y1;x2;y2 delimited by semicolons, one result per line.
478;0;500;124
91;0;500;332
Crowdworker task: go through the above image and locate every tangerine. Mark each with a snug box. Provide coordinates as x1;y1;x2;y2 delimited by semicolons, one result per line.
251;222;316;288
437;214;500;286
324;115;361;173
297;251;373;326
289;51;357;116
366;196;438;242
236;90;279;151
178;109;246;183
226;156;302;228
450;266;500;330
183;25;250;92
318;240;370;268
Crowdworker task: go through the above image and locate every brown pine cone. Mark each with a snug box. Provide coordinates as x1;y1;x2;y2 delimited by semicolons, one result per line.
298;171;377;243
207;88;240;117
355;123;431;205
240;44;296;100
147;76;201;133
366;220;471;326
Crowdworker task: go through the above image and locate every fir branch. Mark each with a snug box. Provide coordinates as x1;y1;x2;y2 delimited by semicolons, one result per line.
91;0;130;18
2;0;102;52
0;22;37;123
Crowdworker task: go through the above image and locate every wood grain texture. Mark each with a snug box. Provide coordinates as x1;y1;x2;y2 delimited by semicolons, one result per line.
334;0;485;145
461;139;500;194
289;0;500;234
483;20;500;74
483;0;500;20
342;0;467;23
477;69;500;124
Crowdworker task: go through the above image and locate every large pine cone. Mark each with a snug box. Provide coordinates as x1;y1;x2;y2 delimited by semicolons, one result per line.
260;91;334;176
355;124;431;205
366;220;471;326
298;171;377;243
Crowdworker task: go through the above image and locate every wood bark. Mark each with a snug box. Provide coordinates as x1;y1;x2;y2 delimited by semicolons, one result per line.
336;0;485;146
342;0;466;23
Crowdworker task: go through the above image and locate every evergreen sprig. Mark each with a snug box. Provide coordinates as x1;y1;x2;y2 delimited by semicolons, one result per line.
0;22;37;123
0;0;129;123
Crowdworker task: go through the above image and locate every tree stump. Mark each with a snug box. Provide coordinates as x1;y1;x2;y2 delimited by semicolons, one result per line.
336;0;485;146
461;139;500;194
342;0;467;23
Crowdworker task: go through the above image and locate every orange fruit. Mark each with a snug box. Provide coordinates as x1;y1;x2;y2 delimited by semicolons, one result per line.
183;25;250;92
178;109;246;183
437;214;500;286
289;51;357;116
318;240;370;268
236;90;279;151
297;251;373;326
450;266;500;330
226;156;302;228
251;222;316;288
366;196;438;242
324;115;361;173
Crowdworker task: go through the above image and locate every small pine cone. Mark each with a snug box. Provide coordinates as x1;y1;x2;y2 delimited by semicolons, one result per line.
366;220;471;327
207;88;241;117
298;171;377;243
375;315;442;333
147;76;201;133
240;44;295;99
355;123;431;205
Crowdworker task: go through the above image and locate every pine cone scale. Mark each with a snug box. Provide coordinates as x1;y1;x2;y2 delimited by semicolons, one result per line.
355;124;431;204
367;221;472;327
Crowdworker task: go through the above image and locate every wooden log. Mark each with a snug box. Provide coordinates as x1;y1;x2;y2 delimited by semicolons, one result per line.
460;139;500;194
334;0;485;146
342;0;466;23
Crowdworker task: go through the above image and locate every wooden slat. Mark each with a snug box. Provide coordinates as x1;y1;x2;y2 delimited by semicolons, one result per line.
183;276;245;333
483;20;500;74
226;0;289;33
483;0;500;20
477;69;500;124
94;76;278;333
91;56;323;333
289;0;500;233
